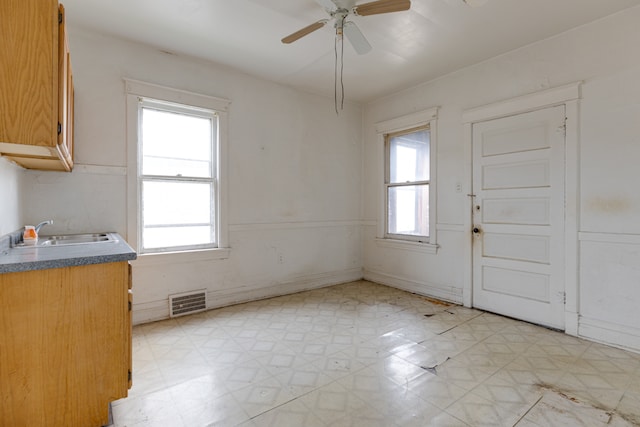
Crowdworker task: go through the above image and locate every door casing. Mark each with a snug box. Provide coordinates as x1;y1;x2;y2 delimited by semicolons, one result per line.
461;83;581;335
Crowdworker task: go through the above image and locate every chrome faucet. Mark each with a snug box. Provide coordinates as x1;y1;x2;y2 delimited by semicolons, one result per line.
34;220;53;234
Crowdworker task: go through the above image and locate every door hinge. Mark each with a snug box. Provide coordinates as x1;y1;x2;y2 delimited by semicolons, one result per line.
557;119;567;137
128;370;132;382
57;122;62;135
59;11;63;24
128;300;132;312
560;291;566;304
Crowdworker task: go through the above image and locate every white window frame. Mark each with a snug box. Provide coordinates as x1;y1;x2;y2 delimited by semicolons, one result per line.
375;107;438;253
125;79;230;258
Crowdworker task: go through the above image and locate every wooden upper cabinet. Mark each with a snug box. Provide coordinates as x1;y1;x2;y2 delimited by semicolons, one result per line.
0;0;74;171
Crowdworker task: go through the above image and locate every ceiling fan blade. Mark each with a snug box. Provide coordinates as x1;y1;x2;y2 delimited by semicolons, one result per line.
281;20;328;44
353;0;410;16
344;22;372;55
334;0;357;9
463;0;488;6
314;0;338;12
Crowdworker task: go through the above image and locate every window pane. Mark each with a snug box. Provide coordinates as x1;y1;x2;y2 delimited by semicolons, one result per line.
143;226;212;249
142;107;212;178
388;184;429;237
389;129;430;184
142;181;212;226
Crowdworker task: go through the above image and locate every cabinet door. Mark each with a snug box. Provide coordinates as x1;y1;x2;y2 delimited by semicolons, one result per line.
128;263;133;389
57;3;74;169
0;0;58;147
0;262;130;427
0;0;74;171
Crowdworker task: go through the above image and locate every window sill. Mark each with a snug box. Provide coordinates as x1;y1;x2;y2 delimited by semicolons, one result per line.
375;238;439;254
132;247;230;267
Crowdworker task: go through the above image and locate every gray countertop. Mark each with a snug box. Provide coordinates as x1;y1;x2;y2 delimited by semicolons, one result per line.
0;232;137;274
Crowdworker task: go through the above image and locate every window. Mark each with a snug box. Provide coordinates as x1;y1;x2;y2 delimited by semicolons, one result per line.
376;108;438;249
385;126;430;240
126;80;230;255
139;100;216;252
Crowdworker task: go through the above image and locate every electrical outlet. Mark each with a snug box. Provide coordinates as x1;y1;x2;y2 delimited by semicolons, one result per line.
278;253;284;264
455;182;462;193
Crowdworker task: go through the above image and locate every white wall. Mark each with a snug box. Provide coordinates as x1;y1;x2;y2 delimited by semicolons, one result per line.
21;28;363;324
12;7;640;352
362;6;640;352
0;158;22;235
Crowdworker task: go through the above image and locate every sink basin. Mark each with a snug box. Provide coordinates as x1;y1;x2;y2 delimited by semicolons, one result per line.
38;233;118;246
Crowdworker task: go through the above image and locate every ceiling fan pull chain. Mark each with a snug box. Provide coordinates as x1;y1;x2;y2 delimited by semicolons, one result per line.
340;32;345;111
334;33;339;115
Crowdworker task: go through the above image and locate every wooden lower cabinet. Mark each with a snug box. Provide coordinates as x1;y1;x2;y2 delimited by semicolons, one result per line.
0;261;131;427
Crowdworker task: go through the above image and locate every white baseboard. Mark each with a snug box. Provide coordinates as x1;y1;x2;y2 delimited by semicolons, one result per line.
132;300;169;325
363;269;463;304
578;316;640;354
132;268;363;325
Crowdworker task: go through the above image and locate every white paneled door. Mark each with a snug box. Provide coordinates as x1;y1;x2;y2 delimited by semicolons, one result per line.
472;105;566;329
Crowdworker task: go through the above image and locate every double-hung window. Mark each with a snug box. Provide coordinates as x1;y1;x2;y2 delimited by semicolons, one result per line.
126;80;229;255
376;108;438;249
385;126;431;240
139;100;216;252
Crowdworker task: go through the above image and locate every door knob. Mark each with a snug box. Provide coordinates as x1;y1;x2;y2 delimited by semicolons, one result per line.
473;227;481;234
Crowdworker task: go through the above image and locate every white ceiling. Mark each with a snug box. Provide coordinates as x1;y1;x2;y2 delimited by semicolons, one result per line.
62;0;640;103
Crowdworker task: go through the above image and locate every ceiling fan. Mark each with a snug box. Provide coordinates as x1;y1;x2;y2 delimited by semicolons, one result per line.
282;0;411;55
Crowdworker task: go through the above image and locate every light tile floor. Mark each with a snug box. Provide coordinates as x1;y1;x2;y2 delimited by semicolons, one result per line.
112;281;640;426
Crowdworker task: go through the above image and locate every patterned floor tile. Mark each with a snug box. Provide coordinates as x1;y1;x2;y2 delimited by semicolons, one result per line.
177;391;250;426
204;358;274;393
366;354;431;387
469;372;544;416
517;389;614;427
369;330;417;354
402;371;469;410
327;406;395;427
421;334;479;358
157;360;213;387
309;351;368;380
336;365;410;413
338;339;392;367
111;389;183;427
299;381;371;425
231;376;297;418
445;391;523;427
113;281;640;427
126;359;167;398
420;411;471;426
439;323;495;342
271;362;334;397
393;342;451;370
200;343;257;368
433;358;497;391
248;399;327;427
614;390;640;424
554;371;627;409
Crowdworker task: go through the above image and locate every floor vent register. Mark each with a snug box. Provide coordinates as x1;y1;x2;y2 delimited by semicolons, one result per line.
169;290;207;317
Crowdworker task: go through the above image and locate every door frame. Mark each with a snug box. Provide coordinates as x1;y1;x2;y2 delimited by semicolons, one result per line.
461;82;581;335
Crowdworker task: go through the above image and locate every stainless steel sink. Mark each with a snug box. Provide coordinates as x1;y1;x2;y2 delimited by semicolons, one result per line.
38;233;118;246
